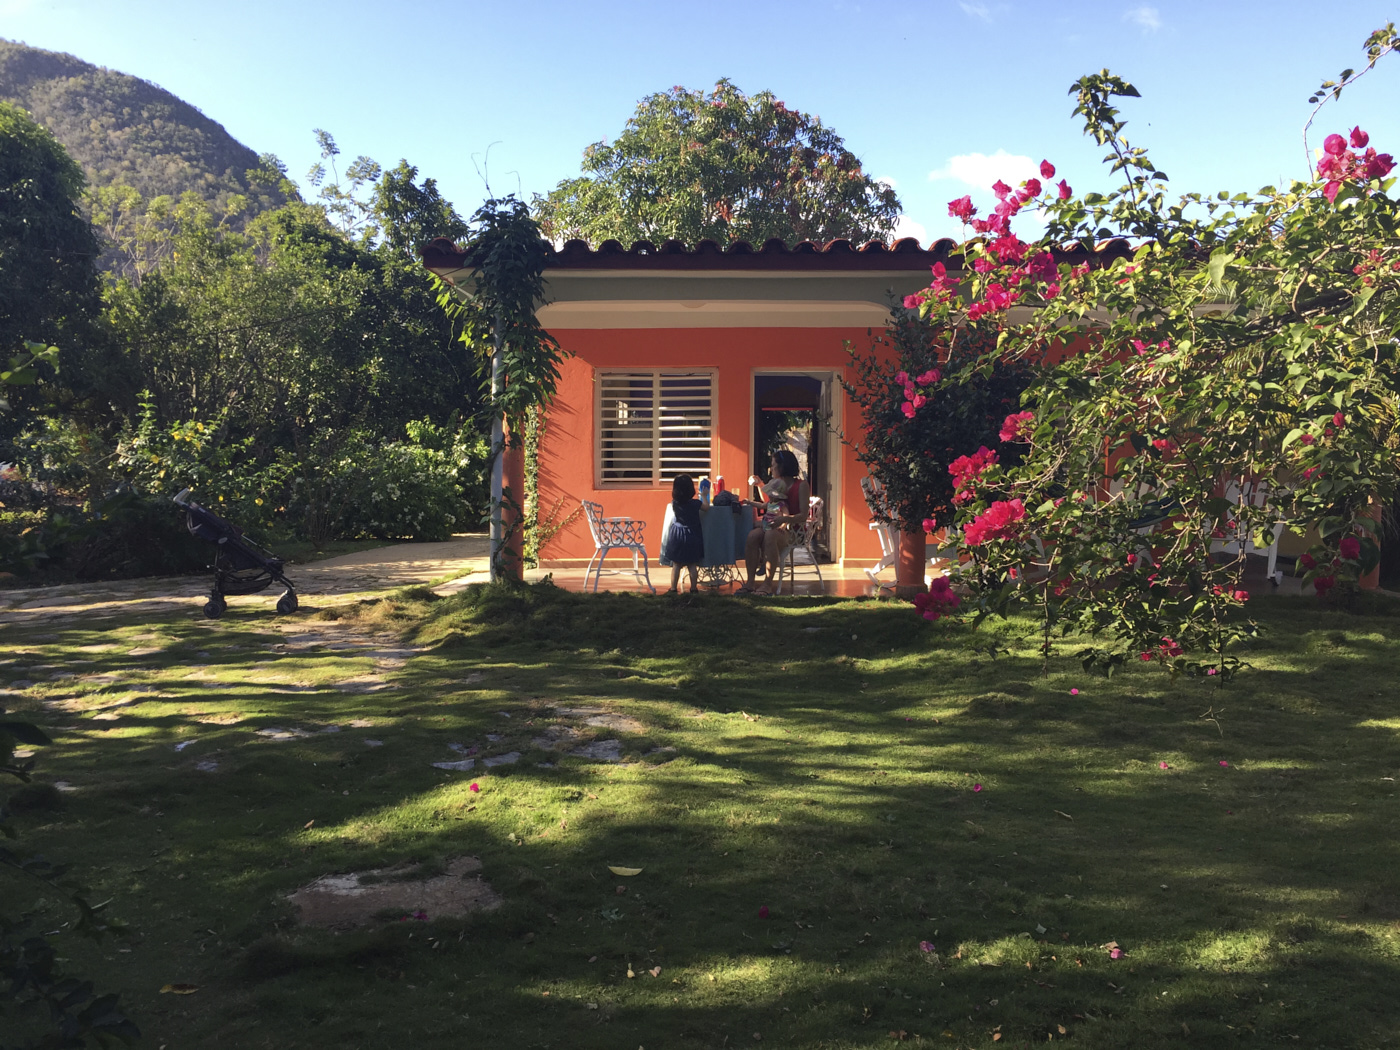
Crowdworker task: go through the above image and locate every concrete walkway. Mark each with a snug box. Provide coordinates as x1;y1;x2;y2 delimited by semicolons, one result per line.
0;534;492;626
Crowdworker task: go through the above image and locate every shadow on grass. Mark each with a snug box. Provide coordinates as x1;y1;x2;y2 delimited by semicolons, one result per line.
4;584;1400;1048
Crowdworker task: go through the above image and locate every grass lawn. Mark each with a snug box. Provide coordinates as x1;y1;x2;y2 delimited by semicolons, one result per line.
3;583;1399;1049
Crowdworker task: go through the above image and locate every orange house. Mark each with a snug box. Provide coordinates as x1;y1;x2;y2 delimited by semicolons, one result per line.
423;236;958;571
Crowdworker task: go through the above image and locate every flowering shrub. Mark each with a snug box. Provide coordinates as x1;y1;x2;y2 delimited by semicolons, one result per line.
842;306;1031;536
897;25;1400;676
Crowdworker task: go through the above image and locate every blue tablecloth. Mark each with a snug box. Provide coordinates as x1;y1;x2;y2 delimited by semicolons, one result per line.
659;502;753;568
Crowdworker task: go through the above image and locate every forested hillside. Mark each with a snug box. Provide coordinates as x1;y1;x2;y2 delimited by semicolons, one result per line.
0;38;284;214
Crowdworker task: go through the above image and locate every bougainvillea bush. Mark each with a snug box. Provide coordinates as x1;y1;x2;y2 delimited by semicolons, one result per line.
901;25;1400;677
842;308;1031;535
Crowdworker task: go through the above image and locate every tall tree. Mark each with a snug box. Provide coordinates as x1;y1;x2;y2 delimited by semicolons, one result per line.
0;100;98;355
534;80;901;247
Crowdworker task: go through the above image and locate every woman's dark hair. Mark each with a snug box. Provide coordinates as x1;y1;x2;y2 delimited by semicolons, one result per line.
771;449;800;480
671;474;695;502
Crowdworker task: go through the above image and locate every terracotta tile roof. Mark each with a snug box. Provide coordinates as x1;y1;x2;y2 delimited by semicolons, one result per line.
421;236;1136;274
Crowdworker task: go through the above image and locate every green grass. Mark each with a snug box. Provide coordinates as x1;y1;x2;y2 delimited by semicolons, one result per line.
3;583;1400;1049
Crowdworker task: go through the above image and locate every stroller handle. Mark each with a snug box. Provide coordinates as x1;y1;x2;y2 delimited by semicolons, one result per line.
173;488;193;507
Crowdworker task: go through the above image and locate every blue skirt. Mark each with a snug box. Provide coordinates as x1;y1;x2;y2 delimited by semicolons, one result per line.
662;520;705;566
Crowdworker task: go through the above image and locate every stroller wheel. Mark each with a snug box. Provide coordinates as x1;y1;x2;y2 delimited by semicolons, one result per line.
203;596;227;619
276;590;299;615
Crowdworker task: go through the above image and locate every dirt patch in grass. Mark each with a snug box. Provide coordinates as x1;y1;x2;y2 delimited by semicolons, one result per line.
289;857;501;930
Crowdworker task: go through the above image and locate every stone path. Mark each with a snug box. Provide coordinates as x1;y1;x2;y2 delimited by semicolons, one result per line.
0;534;493;626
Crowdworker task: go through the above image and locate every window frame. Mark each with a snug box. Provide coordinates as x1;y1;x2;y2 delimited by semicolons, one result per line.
594;368;718;488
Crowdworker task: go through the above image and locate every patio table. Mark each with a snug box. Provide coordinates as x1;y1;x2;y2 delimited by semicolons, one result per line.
659;501;754;587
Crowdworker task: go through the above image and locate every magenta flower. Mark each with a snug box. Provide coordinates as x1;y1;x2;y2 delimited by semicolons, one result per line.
922;517;936;534
1363;152;1395;180
1023;177;1042;197
901;401;916;419
896;371;909;385
469;782;481;793
1109;948;1123;960
758;905;770;919
963;499;1026;547
1207;668;1218;676
1070;688;1080;696
1340;536;1361;560
1324;180;1342;203
1324;133;1347;156
1159;761;1169;769
915;369;941;385
948;195;976;221
1057;179;1072;200
1219;760;1229;767
973;783;983;793
902;293;924;309
1350;126;1370;148
919;940;936;952
991;179;1012;201
1040;159;1056;180
999;411;1036;443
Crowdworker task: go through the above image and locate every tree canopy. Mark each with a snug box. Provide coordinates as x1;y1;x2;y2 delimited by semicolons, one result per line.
534;80;901;247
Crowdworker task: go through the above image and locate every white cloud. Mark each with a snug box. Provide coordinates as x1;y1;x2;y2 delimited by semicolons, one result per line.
875;175;898;190
892;214;929;246
927;149;1039;190
958;1;993;20
1124;5;1162;32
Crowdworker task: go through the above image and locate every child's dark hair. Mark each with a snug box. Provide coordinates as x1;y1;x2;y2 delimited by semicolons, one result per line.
671;474;695;502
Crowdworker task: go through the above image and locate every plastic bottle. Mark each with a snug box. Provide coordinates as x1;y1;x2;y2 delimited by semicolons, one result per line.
715;475;726;494
699;476;710;506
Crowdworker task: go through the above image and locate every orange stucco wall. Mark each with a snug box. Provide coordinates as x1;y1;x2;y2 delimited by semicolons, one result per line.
537;326;893;568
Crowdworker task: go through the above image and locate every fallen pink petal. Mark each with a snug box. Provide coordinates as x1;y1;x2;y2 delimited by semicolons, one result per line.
919;940;936;952
758;905;771;919
1160;762;1169;769
1070;688;1080;695
1219;760;1229;767
1109;948;1123;960
469;782;481;793
973;784;984;792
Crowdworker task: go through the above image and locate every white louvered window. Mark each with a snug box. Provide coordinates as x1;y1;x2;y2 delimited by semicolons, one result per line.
597;370;715;485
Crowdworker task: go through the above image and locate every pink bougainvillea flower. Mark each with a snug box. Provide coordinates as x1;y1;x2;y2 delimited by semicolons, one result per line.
1351;126;1370;148
1324;133;1347;156
973;783;983;792
1340;536;1361;560
999;411;1036;443
912;393;928;409
469;782;481;793
896;371;909;385
1109;948;1123;960
902;293;924;310
1299;433;1315;445
1299;553;1316;570
1219;760;1229;767
1333;411;1345;427
1233;590;1249;603
1207;668;1218;676
991;179;1013;200
1070;688;1080;696
920;940;936;952
1023;177;1042;197
963;499;1026;546
901;401;916;418
916;369;941;386
1159;761;1169;769
758;905;771;919
1363;152;1396;180
1139;652;1153;662
1040;159;1056;179
922;517;936;534
948;195;976;221
1057;179;1072;200
1324;180;1342;203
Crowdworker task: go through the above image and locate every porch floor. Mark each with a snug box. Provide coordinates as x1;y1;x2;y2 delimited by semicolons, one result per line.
524;553;1324;599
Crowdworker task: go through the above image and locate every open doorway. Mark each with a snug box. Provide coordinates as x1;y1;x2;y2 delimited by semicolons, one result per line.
752;373;836;561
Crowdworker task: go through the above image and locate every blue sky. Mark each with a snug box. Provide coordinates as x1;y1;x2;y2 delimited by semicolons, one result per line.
4;0;1399;244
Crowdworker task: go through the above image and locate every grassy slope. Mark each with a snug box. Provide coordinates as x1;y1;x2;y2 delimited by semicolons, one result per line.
3;584;1399;1049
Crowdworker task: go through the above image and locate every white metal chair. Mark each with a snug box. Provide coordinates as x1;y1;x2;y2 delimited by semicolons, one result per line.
775;496;825;592
580;500;656;594
1208;481;1284;585
861;477;899;588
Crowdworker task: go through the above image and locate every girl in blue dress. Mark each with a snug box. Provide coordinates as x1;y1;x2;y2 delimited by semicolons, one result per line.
662;474;705;593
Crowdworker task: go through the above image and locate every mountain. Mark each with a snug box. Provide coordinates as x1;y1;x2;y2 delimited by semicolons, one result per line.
0;38;285;214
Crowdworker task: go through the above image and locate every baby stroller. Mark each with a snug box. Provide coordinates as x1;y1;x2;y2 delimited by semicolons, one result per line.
173;489;298;619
